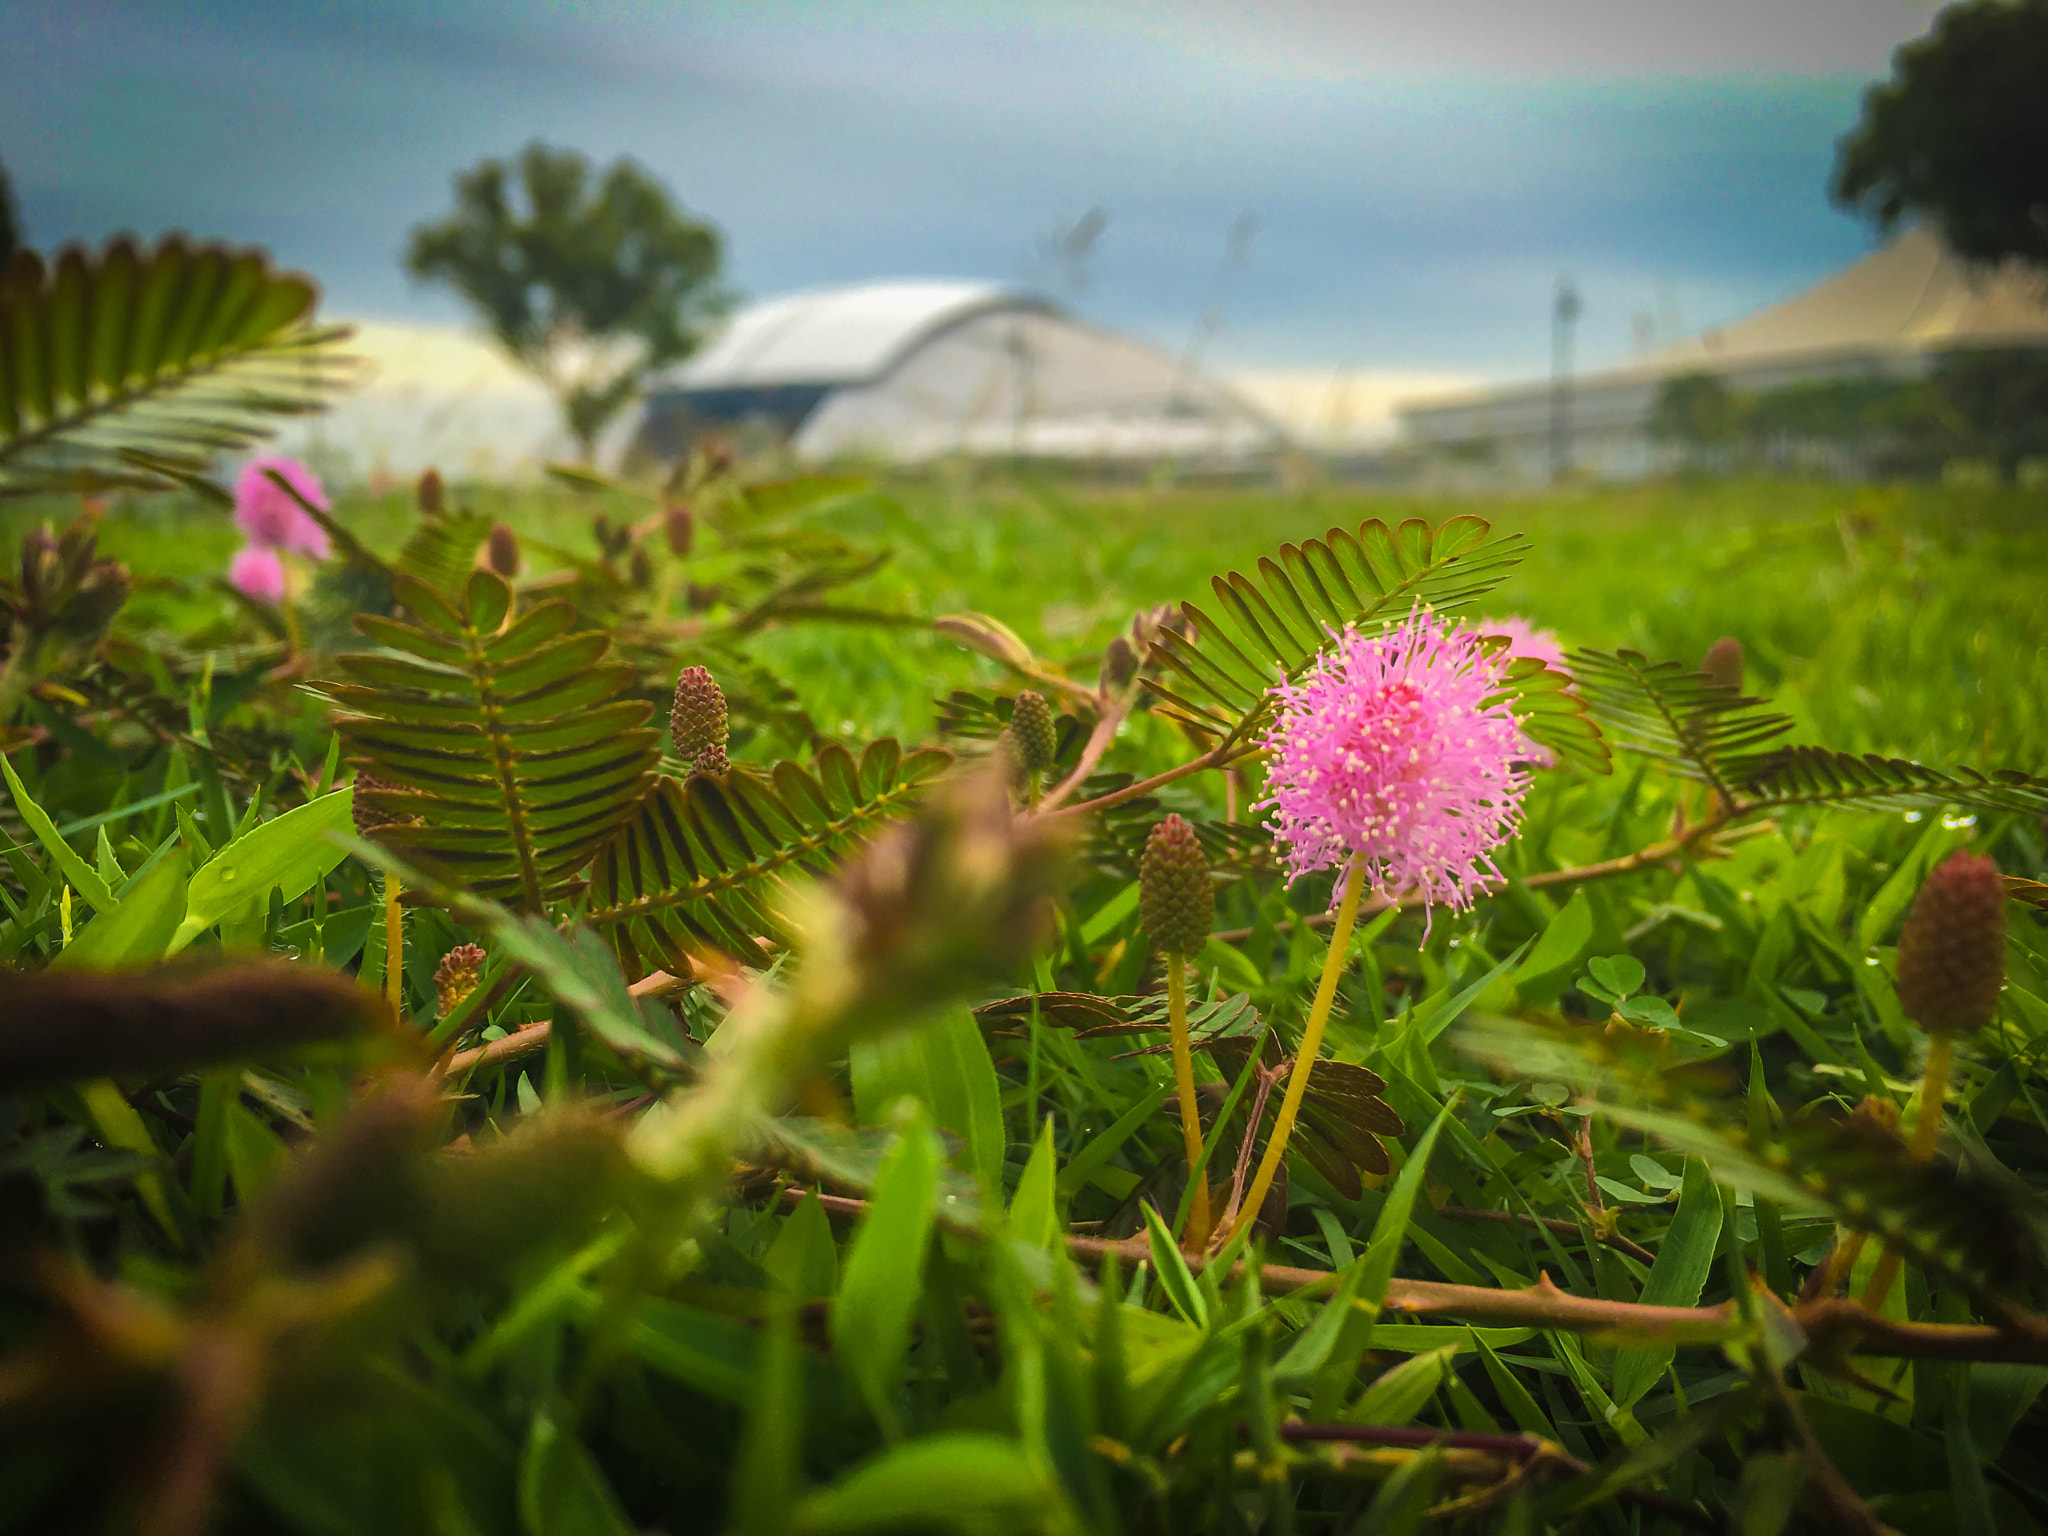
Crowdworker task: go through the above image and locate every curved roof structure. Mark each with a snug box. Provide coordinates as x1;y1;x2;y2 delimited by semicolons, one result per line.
642;279;1286;464
667;280;1047;390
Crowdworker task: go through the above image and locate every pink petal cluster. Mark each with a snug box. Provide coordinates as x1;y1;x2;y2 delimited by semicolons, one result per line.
233;456;332;559
1257;610;1530;914
229;546;287;605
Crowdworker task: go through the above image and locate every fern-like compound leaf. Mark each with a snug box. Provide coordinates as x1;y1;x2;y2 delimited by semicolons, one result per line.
0;238;359;497
1734;745;2048;816
323;571;662;911
1568;648;1794;798
585;738;951;972
1145;517;1595;763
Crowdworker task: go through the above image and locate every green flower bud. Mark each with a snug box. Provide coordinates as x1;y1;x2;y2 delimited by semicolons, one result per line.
1140;814;1213;957
1699;636;1744;693
434;943;487;1014
1895;850;2006;1034
671;665;729;776
1008;690;1057;776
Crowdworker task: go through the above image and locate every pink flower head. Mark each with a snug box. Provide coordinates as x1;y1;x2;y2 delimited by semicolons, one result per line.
1257;609;1529;915
233;456;332;559
229;545;287;605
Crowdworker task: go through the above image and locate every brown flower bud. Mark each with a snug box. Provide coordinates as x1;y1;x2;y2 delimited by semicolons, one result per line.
1140;814;1214;957
629;546;654;591
664;501;694;557
670;665;729;774
1104;636;1138;690
1895;850;2007;1034
486;523;520;577
434;943;487;1014
1699;636;1744;693
416;468;445;515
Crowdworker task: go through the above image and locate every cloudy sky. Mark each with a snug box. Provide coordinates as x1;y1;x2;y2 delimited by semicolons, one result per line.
4;0;1939;382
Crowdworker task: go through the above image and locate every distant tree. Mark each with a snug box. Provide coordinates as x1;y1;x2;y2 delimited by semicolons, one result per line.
407;143;728;460
1647;372;1750;470
0;154;21;266
1931;347;2048;479
1832;0;2048;269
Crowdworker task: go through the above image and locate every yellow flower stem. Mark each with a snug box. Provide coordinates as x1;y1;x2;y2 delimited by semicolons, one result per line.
1859;1032;1953;1313
1226;856;1367;1246
384;874;405;1015
1166;959;1210;1250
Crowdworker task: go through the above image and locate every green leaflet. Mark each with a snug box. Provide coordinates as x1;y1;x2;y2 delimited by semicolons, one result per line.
53;843;188;969
832;1114;942;1439
170;789;354;953
1609;1157;1724;1408
850;1008;1006;1201
791;1434;1052;1536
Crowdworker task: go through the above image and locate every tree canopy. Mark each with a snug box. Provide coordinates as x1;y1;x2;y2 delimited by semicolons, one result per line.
407;142;728;458
1832;0;2048;268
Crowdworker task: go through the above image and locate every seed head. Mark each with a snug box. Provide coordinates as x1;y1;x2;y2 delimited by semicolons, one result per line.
1008;690;1057;776
1700;636;1745;693
671;665;730;776
1895;850;2006;1034
486;523;520;577
434;944;487;1014
1258;609;1528;915
664;501;695;557
1141;815;1214;957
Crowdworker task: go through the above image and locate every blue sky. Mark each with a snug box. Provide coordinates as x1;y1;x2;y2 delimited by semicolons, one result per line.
3;0;1938;380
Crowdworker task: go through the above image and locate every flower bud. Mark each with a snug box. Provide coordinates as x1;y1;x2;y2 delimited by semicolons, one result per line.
1140;814;1214;957
670;665;729;776
1700;636;1744;693
629;546;654;591
1008;690;1056;776
664;501;694;558
486;523;520;577
416;468;445;515
1895;850;2006;1034
434;943;487;1014
1104;636;1138;691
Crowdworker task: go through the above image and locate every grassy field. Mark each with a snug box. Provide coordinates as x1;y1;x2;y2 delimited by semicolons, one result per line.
41;471;2048;769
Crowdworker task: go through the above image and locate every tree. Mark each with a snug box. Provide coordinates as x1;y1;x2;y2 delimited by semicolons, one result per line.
1832;0;2048;269
408;143;728;459
1647;371;1750;470
0;154;21;267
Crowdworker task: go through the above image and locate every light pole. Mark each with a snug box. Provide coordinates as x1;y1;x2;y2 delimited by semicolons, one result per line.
1550;275;1581;483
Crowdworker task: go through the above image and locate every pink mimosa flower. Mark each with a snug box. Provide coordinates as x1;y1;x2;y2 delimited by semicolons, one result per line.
1257;609;1529;914
234;456;332;559
229;545;287;605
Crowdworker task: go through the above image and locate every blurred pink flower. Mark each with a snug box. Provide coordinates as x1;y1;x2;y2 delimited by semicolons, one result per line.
1482;615;1569;676
229;545;286;605
1257;609;1529;914
234;456;332;559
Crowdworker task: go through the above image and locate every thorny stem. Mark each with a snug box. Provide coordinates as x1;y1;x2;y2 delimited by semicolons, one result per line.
1046;739;1253;820
1859;1033;1954;1313
767;1185;2048;1365
1036;697;1131;812
1226;856;1367;1247
1215;1063;1283;1243
1165;961;1211;1249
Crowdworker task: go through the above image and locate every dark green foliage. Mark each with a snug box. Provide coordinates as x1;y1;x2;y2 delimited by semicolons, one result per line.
585;737;950;969
326;570;663;910
0;237;356;497
1832;0;2048;268
407;142;728;456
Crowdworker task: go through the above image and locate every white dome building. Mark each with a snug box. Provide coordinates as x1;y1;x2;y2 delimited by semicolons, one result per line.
638;280;1287;465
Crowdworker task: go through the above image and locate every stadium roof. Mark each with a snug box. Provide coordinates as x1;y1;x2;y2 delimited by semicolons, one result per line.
666;280;1050;389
